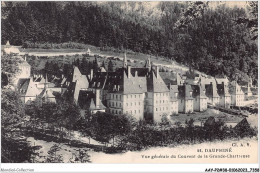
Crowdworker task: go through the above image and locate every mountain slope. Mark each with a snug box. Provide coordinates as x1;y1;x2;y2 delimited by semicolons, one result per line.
1;1;257;84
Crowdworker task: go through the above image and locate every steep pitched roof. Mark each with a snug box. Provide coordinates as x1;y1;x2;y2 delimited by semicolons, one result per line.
39;88;55;99
72;66;82;82
217;83;230;97
106;68;147;94
147;69;169;93
91;67;148;94
229;81;244;95
122;70;147;94
78;90;106;110
89;71;117;89
178;84;193;100
191;84;207;98
17;78;40;97
205;82;220;98
169;84;178;101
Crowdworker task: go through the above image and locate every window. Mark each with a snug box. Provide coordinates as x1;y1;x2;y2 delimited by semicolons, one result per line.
131;103;132;106
116;95;118;99
139;110;140;113
139;95;141;98
156;108;158;111
135;95;136;98
139;102;141;105
126;103;128;106
134;110;136;113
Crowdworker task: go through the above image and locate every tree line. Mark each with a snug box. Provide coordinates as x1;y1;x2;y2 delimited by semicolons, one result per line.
1;87;257;162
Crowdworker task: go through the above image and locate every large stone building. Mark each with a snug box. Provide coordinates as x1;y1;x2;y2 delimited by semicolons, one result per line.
230;81;245;107
106;66;147;120
169;84;179;114
205;82;220;106
178;84;194;113
216;82;231;108
191;84;207;112
146;66;171;122
89;56;171;122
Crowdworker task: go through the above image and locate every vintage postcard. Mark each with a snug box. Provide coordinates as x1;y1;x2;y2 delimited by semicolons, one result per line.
1;1;259;172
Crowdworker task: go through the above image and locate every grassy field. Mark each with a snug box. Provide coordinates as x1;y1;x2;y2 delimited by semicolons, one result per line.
22;42;192;75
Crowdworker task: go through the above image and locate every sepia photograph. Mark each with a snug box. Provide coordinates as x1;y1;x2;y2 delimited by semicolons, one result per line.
1;0;259;172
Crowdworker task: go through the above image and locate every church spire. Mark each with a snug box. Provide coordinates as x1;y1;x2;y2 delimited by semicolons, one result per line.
123;52;127;68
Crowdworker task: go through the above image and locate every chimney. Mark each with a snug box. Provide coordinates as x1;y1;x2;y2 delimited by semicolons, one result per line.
127;65;131;78
155;66;159;77
95;89;100;108
90;69;93;81
135;71;138;77
123;52;127;68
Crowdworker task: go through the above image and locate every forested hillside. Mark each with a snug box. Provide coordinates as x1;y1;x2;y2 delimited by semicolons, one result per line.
1;1;258;84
